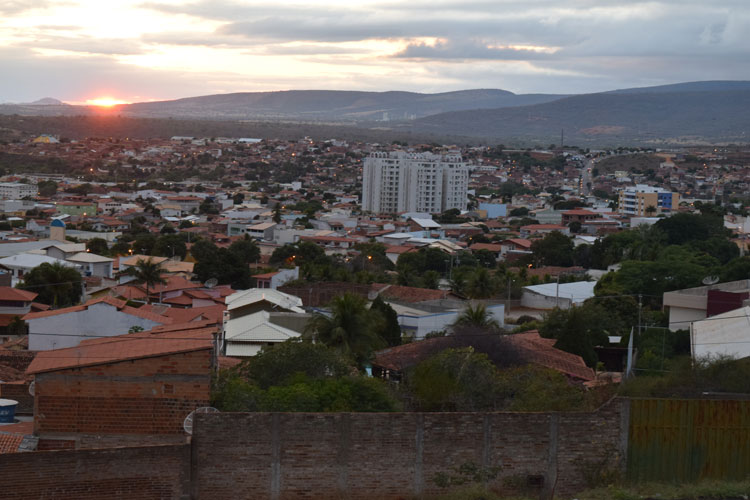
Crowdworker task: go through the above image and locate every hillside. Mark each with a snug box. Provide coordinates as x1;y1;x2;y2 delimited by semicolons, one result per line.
405;89;750;145
119;89;566;121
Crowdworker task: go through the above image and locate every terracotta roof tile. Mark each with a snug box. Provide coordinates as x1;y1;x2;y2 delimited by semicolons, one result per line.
374;284;452;303
0;432;24;454
0;287;37;302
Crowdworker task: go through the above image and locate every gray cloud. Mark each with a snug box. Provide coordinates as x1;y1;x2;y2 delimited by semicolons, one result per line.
395;40;556;61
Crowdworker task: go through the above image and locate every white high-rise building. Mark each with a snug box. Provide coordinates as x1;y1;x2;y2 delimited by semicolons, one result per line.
0;183;36;200
362;151;469;214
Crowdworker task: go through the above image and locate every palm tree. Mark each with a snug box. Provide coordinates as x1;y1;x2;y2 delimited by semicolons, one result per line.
125;258;166;304
453;303;500;330
466;268;498;299
305;292;385;368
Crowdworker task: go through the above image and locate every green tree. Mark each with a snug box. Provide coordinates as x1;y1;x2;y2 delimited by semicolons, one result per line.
228;236;260;265
305;292;385;368
539;304;613;367
453;303;499;330
411;347;500;411
85;237;110;256
370;295;402;347
273;205;282;223
124;258;167;304
422;270;440;289
466;268;498;299
238;339;352;389
18;262;83;308
132;232;157;255
37;180;57;197
530;231;574;267
152;234;187;259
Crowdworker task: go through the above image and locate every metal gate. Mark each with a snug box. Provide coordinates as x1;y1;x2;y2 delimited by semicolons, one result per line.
627;399;750;482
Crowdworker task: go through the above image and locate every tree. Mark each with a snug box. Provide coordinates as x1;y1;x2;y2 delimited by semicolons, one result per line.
228;236;260;265
273;205;282;224
530;231;574;267
152;234;187;259
125;258;167;304
18;262;82;308
86;237;109;256
305;292;385;368
37;180;57;197
422;270;440;289
465;268;498;299
132;232;157;255
370;296;402;347
411;347;500;411
453;303;499;330
237;339;352;389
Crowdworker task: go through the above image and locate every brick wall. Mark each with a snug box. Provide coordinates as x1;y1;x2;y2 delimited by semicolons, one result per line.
191;399;628;499
0;444;190;500
279;282;371;307
34;350;211;442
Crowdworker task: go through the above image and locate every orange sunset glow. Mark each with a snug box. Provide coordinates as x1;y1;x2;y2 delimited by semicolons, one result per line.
85;97;129;107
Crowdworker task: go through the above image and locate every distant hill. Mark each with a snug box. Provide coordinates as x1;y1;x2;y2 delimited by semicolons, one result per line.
119;89;567;121
1;81;749;145
406;85;750;145
26;97;65;105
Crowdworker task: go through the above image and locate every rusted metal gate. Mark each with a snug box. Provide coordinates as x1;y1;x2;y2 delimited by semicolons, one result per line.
627;399;750;482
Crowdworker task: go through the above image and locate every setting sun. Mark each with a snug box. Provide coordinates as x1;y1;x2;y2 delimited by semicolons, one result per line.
85;97;129;107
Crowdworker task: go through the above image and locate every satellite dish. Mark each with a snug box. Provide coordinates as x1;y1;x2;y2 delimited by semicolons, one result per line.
183;406;219;435
702;276;720;285
204;278;218;289
28;380;35;396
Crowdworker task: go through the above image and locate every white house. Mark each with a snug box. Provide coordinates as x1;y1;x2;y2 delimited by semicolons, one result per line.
66;252;114;278
24;297;171;350
0;253;81;285
521;281;596;310
222;288;306;356
690;306;750;360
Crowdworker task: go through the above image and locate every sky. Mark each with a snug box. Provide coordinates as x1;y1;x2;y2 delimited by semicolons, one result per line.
1;0;749;104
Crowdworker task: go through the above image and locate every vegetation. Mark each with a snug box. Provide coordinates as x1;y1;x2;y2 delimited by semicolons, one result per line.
123;258;166;304
18;262;83;308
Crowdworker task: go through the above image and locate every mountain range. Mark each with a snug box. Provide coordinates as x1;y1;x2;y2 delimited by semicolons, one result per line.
1;81;749;145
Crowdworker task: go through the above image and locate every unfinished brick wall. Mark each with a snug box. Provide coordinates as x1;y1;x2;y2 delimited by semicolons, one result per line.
0;444;190;500
34;349;211;442
191;399;628;499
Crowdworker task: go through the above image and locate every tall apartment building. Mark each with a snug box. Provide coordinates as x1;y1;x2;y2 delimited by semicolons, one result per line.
362;151;469;214
0;183;36;200
618;184;680;216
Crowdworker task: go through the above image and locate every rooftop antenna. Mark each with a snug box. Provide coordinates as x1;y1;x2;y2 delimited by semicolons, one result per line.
204;277;218;289
183;406;219;435
702;276;719;285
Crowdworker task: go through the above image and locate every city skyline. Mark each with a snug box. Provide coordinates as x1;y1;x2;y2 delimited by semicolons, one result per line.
1;0;750;104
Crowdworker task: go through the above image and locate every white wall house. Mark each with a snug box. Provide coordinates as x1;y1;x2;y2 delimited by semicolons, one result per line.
25;298;170;350
521;281;596;310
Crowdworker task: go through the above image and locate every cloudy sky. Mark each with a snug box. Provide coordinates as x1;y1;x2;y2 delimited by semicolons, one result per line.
1;0;749;104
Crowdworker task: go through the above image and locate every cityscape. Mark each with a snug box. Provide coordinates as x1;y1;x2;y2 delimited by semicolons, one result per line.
0;1;750;500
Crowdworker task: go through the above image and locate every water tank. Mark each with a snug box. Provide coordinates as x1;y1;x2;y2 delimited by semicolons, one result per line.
0;399;18;423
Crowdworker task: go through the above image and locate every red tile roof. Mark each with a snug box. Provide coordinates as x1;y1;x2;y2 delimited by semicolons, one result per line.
470;243;503;252
0;432;24;454
373;330;594;382
26;324;215;374
0;287;37;302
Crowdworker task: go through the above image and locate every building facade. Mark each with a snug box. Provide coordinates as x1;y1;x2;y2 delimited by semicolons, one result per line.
362;152;469;214
618;184;680;216
0;183;36;200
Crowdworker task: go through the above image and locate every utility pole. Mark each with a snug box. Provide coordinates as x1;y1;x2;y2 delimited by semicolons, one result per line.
556;274;560;308
638;293;643;338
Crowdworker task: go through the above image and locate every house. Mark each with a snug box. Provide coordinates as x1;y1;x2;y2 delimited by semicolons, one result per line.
372;329;593;382
222;288;307;356
25;321;216;449
469;243;504;261
663;279;750;331
0;287;42;342
0;254;81;285
41;242;87;260
66;252;114;278
386;301;504;340
246;222;276;241
519;224;570;238
24;297;172;350
690;306;750;360
253;267;299;289
521;281;596;310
